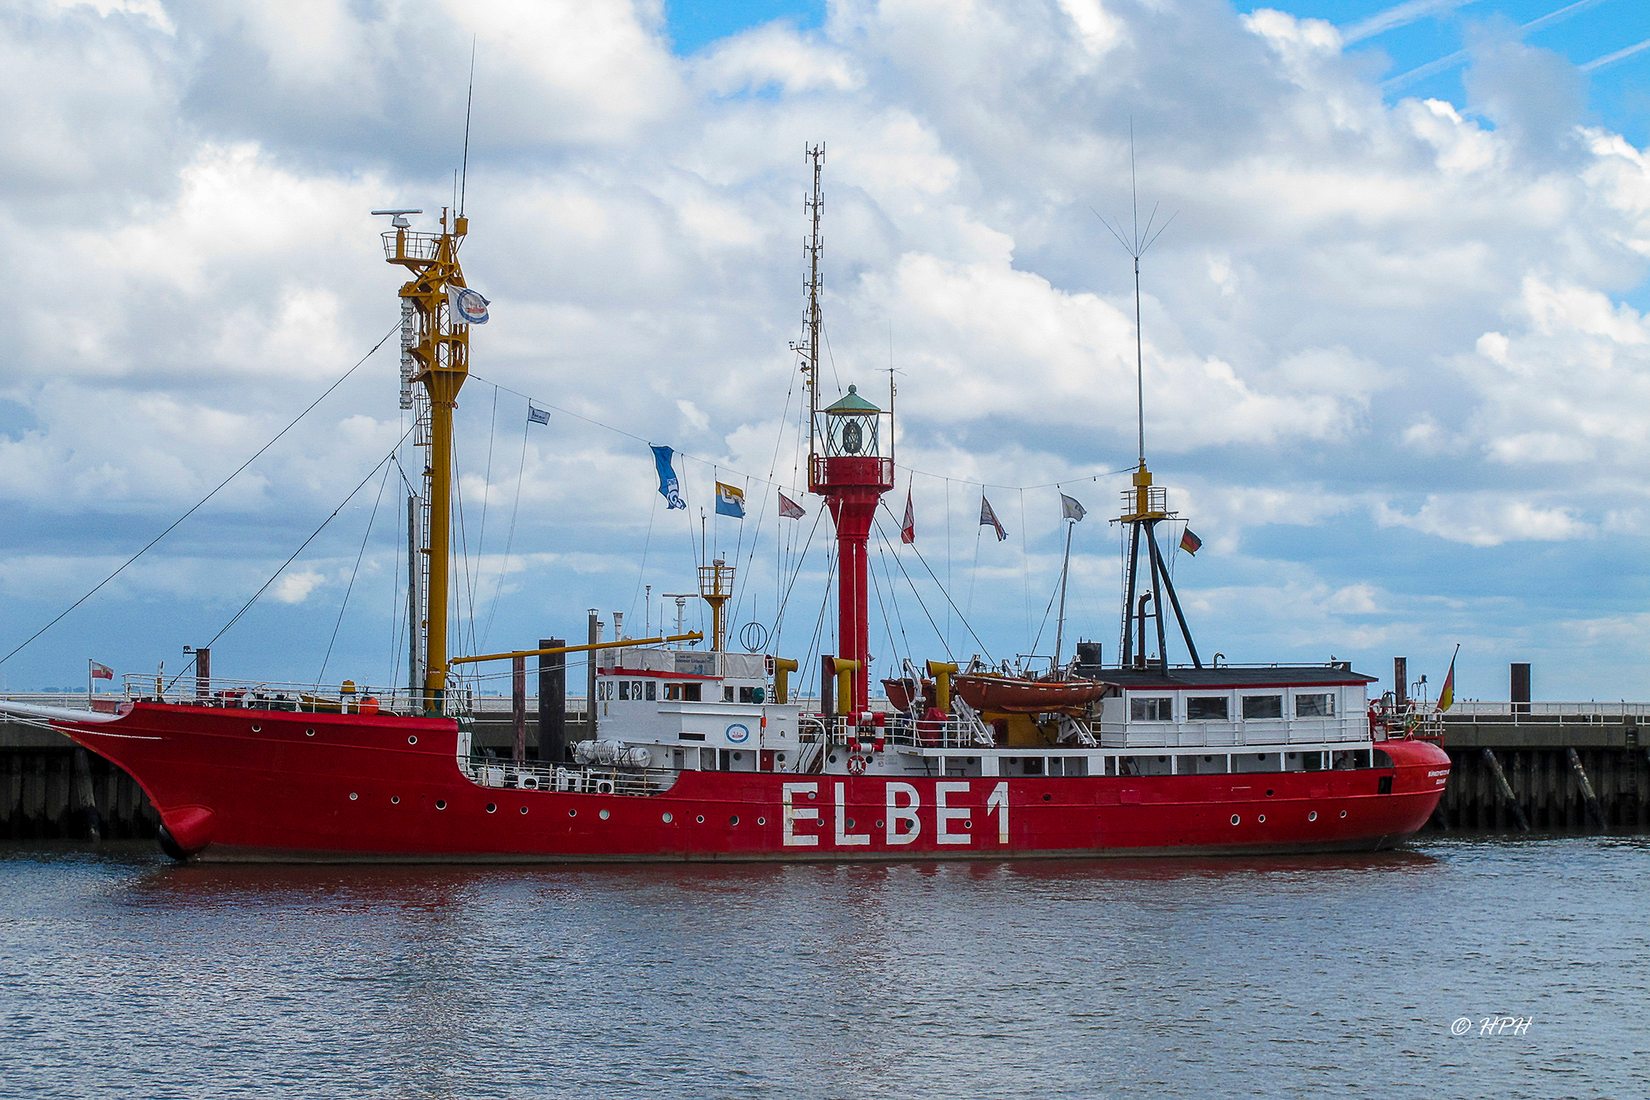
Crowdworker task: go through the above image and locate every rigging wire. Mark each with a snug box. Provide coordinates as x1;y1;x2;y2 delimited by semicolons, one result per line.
201;423;419;654
0;321;400;670
479;408;531;649
316;451;396;686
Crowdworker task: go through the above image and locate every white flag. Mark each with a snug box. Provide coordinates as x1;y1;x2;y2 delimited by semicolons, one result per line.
1060;493;1086;522
447;284;490;325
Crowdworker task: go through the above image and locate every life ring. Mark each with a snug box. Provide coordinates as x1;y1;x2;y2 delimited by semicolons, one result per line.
847;754;867;776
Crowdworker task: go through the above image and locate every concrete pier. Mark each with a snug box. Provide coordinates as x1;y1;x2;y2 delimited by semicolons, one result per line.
1430;708;1649;831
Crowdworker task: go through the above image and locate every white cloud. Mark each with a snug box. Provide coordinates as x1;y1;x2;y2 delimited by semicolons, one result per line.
273;570;326;605
3;0;1650;697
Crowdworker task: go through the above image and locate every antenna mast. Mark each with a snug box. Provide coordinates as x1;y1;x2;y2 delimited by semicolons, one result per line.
1097;133;1198;671
795;143;825;456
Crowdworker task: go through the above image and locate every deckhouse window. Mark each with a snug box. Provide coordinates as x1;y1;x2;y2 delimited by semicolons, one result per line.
1296;693;1335;718
1130;696;1173;721
645;681;657;702
1242;695;1283;719
1187;696;1229;721
664;683;703;702
618;681;632;701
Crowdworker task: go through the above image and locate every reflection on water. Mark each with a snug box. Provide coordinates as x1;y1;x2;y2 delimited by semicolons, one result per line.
0;838;1644;1098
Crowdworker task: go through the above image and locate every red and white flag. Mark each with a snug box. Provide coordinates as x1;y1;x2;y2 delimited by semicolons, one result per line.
778;491;806;520
89;660;114;681
900;490;916;545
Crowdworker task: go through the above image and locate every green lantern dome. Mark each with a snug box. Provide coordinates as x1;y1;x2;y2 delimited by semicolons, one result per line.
824;385;881;416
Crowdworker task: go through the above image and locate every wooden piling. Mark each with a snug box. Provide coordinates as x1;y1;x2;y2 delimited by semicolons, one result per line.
69;746;101;841
1481;748;1530;832
1567;747;1607;830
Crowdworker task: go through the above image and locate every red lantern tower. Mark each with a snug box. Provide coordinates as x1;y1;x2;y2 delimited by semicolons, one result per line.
797;145;894;714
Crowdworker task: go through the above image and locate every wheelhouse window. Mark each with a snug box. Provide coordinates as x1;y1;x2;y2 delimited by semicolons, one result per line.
1129;696;1173;721
645;681;657;701
664;683;703;702
1187;696;1229;721
1295;693;1336;718
1242;694;1283;719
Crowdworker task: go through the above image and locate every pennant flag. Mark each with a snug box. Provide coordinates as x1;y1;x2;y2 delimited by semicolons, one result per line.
89;661;114;681
778;491;806;519
1437;650;1457;712
979;495;1007;541
651;445;686;509
900;490;916;545
1179;528;1202;555
715;481;746;518
446;284;491;325
1060;493;1087;522
527;405;550;426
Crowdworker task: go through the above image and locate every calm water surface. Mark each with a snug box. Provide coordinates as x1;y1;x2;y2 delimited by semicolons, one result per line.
1;837;1645;1098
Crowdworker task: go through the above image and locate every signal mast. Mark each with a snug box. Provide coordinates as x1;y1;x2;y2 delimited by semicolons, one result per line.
373;206;478;714
796;145;895;713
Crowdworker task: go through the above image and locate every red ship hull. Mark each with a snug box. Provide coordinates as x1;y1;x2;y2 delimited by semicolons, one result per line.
54;702;1449;862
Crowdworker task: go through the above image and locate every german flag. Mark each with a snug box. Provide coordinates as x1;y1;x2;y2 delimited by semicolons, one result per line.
1179;528;1202;555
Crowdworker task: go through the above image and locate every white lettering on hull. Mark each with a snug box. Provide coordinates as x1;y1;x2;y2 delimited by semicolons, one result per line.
779;779;1010;848
886;782;920;845
782;782;819;847
833;782;869;845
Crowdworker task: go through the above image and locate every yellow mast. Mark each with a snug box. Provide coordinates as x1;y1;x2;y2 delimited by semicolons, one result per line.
379;208;473;714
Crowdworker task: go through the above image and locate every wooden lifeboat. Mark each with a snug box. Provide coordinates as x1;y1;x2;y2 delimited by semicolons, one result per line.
882;677;934;713
952;673;1106;716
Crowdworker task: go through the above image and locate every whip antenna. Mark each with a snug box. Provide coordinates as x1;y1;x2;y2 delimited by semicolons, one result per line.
1093;124;1176;466
460;36;476;216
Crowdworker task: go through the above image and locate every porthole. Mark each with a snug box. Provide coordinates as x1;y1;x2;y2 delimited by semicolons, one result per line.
846;818;856;830
875;819;884;829
568;809;576;818
305;728;315;737
1042;793;1052;802
807;789;817;800
662;812;674;823
519;806;528;815
250;725;261;733
390;796;400;805
827;755;838;765
408;735;418;745
729;815;739;826
696;815;705;824
1258;814;1267;824
599;809;611;821
1339;810;1348;819
1265;789;1274;797
732;753;743;762
1308;811;1318;822
777;754;787;763
757;816;767;826
1231;814;1241;825
348;792;358;801
964;819;973;829
435;800;447;811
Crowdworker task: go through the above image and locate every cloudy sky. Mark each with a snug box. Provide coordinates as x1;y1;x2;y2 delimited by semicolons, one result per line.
3;0;1648;704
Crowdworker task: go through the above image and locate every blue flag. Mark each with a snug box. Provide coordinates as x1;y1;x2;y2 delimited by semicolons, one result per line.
651;445;686;509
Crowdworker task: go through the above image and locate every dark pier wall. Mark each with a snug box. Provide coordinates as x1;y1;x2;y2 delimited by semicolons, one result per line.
1430;717;1648;832
1;737;158;840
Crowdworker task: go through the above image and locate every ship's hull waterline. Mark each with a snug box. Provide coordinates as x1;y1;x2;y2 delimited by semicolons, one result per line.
53;702;1449;863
